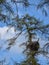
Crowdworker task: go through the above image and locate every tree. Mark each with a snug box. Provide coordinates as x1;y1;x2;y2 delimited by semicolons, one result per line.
6;14;49;65
0;0;49;65
15;14;49;65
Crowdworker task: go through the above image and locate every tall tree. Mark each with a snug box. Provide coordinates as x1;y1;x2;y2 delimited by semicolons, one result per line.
0;0;49;65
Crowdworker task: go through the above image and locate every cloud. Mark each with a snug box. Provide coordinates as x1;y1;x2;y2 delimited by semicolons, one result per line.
0;26;8;39
0;26;49;64
0;26;26;63
0;26;16;40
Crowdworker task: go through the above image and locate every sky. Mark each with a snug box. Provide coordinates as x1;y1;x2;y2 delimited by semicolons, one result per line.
0;26;49;65
0;26;26;64
0;0;49;65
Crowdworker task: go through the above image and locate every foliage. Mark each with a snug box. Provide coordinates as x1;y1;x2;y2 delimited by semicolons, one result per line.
37;0;49;16
0;0;49;65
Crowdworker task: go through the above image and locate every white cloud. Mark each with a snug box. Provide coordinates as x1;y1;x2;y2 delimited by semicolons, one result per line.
0;26;16;40
0;26;49;64
0;26;8;39
0;26;26;63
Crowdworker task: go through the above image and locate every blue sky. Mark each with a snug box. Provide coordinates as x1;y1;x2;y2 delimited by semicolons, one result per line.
0;26;49;65
0;27;26;64
0;0;49;65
